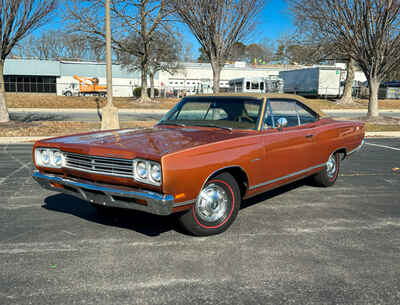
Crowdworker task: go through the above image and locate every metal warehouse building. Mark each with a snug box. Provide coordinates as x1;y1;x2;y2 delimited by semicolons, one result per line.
5;59;367;97
4;59;141;97
3;59;295;97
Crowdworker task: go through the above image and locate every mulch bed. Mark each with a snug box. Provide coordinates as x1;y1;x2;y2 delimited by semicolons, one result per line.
0;121;157;137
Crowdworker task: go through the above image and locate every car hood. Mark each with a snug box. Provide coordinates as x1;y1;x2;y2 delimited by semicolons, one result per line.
41;127;253;159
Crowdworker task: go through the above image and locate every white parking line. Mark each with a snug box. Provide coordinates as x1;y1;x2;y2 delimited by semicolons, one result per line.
365;143;400;151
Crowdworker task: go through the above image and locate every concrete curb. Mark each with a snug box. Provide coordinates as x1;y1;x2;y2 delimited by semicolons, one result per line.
1;132;399;144
365;132;400;138
322;109;400;113
0;137;48;144
9;108;169;114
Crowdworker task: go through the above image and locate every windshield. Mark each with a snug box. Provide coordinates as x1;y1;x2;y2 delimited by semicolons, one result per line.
158;97;263;130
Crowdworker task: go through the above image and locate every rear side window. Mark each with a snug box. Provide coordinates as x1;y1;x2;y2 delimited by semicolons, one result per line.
296;104;317;124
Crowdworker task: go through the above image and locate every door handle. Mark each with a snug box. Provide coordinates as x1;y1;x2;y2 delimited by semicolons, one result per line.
305;134;313;139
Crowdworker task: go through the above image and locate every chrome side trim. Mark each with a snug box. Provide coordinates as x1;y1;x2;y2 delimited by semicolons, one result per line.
249;163;327;191
32;171;174;216
347;140;365;156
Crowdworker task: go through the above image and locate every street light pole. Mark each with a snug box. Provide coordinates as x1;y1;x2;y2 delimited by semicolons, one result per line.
101;0;120;130
105;0;113;107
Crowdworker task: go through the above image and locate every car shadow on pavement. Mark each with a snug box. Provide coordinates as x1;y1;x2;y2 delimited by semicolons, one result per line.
42;178;314;237
42;194;183;237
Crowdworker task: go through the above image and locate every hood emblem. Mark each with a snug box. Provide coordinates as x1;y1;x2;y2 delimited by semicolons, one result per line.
103;153;124;158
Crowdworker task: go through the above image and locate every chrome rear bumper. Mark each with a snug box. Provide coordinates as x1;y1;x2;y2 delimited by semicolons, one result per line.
32;171;174;216
347;139;365;156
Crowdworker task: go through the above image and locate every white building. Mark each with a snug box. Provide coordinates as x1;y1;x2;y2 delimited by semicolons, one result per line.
3;59;367;97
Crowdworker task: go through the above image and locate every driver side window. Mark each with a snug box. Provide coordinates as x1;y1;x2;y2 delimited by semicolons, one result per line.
264;100;299;129
263;99;318;130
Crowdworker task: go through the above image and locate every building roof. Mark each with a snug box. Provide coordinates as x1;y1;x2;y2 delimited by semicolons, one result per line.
59;61;140;78
4;59;61;76
3;59;140;78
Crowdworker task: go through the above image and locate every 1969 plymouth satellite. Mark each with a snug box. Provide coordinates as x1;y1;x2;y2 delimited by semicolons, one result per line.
32;94;365;236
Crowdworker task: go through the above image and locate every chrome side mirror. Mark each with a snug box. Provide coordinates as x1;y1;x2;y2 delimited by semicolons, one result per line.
276;117;288;130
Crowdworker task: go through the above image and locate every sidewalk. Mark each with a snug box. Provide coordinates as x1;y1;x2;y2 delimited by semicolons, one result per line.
9;108;169;114
323;109;400;113
9;108;400;114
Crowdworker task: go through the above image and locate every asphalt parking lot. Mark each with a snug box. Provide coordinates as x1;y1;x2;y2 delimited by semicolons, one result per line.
0;139;399;305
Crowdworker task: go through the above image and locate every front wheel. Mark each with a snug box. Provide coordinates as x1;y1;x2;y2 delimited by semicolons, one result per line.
178;172;241;236
313;152;340;187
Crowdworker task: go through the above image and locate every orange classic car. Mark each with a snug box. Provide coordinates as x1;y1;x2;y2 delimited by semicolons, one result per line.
32;94;365;236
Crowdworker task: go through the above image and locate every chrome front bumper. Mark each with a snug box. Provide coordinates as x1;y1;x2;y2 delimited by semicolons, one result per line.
32;171;175;216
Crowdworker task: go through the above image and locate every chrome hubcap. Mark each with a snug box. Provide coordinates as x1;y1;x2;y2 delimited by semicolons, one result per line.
196;183;228;223
326;155;337;179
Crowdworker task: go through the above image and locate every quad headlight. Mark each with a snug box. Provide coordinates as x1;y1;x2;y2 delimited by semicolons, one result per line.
133;159;162;186
35;148;65;168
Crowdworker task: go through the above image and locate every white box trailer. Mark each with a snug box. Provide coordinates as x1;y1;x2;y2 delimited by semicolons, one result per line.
279;67;344;98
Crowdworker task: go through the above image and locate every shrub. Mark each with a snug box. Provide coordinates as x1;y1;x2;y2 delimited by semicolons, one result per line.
133;87;160;98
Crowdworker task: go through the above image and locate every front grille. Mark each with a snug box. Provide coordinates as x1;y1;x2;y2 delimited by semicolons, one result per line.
64;152;133;178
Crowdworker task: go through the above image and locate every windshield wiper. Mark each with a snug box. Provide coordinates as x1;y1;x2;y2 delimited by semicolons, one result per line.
191;123;232;132
158;121;186;127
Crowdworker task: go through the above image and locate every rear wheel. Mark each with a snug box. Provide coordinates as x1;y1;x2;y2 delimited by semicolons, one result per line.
313;152;340;187
178;172;241;236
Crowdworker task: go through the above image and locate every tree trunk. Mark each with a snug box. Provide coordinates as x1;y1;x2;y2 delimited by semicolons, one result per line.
0;60;10;123
338;58;355;104
367;76;380;118
210;60;221;93
149;72;155;99
139;61;151;103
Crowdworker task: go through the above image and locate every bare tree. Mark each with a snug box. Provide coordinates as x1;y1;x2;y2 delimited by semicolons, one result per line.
339;58;356;104
229;42;247;62
14;30;105;61
181;41;194;62
68;0;173;103
0;0;57;123
170;0;264;93
287;5;356;104
287;0;400;118
120;30;182;98
246;42;274;65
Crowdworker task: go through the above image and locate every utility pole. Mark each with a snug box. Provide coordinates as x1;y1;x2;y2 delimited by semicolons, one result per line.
101;0;120;130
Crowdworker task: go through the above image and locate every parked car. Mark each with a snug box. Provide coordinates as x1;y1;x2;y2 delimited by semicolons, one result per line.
32;94;365;236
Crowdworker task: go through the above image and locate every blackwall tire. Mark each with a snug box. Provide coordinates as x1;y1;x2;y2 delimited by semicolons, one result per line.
178;172;241;236
313;152;340;187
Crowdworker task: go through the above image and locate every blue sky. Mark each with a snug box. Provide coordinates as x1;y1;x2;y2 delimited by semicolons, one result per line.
259;0;294;40
39;0;294;58
179;0;294;57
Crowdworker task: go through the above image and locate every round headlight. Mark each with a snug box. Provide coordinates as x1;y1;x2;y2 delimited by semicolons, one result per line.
137;161;148;179
150;164;161;182
41;150;50;165
53;151;63;167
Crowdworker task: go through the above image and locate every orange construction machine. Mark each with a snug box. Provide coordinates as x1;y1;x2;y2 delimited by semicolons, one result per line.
63;75;107;96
